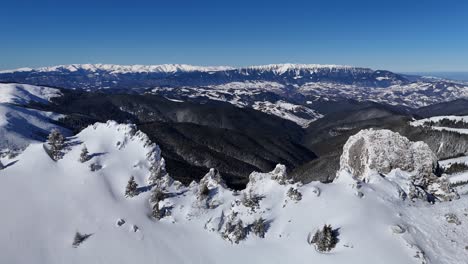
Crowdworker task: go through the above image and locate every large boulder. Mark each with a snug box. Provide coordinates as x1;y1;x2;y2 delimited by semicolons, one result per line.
339;129;457;201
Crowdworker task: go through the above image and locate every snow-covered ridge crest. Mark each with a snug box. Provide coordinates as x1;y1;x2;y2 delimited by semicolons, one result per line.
0;83;61;105
2;122;468;263
240;63;374;75
0;64;234;74
0;63;373;75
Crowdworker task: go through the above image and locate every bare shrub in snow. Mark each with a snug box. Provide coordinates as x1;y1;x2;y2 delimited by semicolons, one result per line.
287;187;302;201
125;176;139;197
311;224;339;252
79;145;90;163
47;129;65;161
251;217;268;238
72;232;92;248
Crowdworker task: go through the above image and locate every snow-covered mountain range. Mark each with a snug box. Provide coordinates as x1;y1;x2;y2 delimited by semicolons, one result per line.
2;63;466;126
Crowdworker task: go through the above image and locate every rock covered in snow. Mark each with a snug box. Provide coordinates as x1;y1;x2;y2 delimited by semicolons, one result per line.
339;129;457;201
340;129;437;180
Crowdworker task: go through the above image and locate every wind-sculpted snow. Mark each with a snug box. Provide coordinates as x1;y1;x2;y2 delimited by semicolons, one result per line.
339;129;457;201
1;122;468;263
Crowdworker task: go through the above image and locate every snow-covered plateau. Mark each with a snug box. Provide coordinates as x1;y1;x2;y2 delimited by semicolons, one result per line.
1;121;467;264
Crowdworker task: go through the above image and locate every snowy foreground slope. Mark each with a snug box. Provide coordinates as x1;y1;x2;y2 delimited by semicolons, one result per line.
1;122;467;264
0;83;68;152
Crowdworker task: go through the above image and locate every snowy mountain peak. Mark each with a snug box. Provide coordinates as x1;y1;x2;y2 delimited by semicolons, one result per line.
0;64;234;74
240;63;373;75
0;63;374;75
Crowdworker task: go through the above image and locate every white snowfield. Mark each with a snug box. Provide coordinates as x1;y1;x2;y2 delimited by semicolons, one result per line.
1;122;467;264
252;100;323;127
0;83;67;152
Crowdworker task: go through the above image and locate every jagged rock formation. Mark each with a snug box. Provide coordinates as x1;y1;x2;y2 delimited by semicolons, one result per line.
339;129;458;201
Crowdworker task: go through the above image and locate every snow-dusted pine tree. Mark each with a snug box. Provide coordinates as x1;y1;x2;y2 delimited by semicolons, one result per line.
0;160;3;170
47;129;65;161
72;232;92;248
79;145;90;163
311;224;338;252
251;217;267;238
222;213;247;244
125;176;139;197
150;186;165;220
148;158;167;185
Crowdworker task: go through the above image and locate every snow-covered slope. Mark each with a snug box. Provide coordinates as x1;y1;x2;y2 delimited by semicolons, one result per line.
1;122;467;263
252;100;322;127
0;83;67;153
411;115;468;135
0;83;61;105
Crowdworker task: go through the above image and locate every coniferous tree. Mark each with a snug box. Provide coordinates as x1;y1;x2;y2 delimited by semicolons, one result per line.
79;145;90;163
47;129;65;161
311;224;338;252
0;160;4;170
72;232;92;248
125;176;139;197
148;158;167;185
251;217;267;238
150;187;165;220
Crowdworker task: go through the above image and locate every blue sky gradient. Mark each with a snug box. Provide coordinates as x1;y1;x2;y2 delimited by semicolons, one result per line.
1;0;468;71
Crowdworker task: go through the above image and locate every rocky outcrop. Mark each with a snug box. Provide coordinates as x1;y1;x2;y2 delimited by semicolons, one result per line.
339;129;458;201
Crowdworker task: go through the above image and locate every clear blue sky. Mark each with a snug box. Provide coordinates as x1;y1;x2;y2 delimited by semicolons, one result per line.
1;0;468;72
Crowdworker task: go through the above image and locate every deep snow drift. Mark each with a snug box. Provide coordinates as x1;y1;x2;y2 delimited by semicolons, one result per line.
1;122;467;264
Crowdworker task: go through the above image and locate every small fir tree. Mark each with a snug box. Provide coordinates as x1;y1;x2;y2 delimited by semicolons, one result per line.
79;145;90;163
72;232;92;248
150;187;165;220
47;129;65;161
125;176;139;197
311;224;338;252
251;217;267;238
